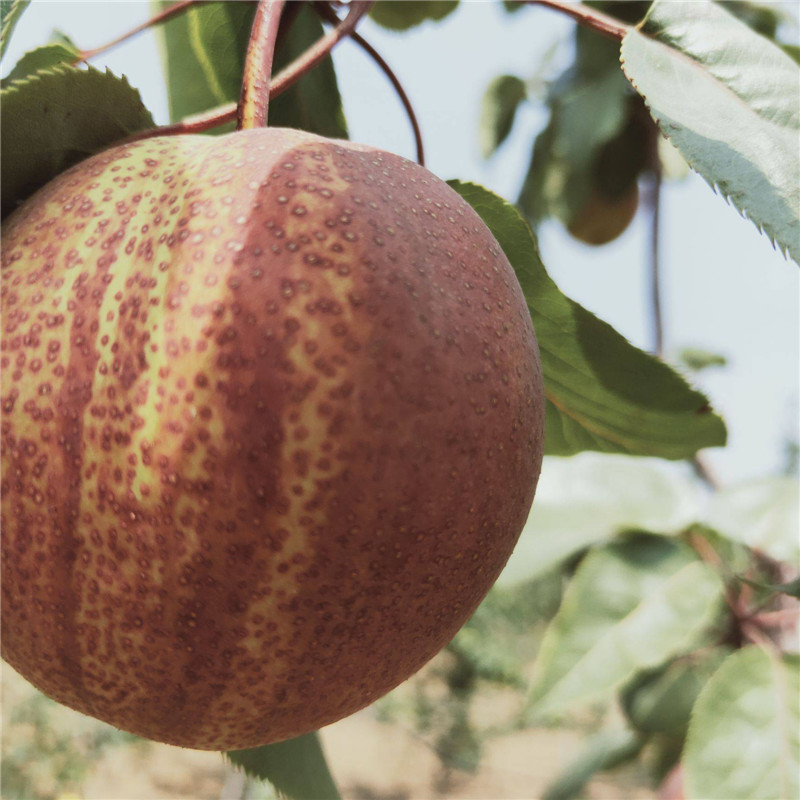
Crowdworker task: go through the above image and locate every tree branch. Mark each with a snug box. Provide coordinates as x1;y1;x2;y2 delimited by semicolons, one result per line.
646;165;664;356
77;0;198;62
523;0;629;41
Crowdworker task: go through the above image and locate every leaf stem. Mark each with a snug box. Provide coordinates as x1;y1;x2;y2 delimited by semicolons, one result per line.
238;0;287;130
76;0;198;62
523;0;629;41
314;1;425;164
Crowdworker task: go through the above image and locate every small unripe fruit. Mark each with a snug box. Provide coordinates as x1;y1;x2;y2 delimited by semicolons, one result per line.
1;128;544;750
567;184;640;246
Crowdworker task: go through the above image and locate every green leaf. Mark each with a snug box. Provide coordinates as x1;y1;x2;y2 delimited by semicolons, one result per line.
681;524;754;577
724;0;784;40
0;0;30;59
738;575;800;600
644;734;685;786
269;4;347;139
152;2;346;138
527;535;725;717
502;0;525;13
0;65;154;217
152;0;253;126
676;347;727;372
621;648;731;738
684;647;800;800
783;43;800;65
620;0;800;264
226;733;341;800
369;1;458;31
449;181;727;459
542;729;644;800
497;453;700;588
480;74;526;158
2;41;80;87
518;68;631;227
707;477;799;565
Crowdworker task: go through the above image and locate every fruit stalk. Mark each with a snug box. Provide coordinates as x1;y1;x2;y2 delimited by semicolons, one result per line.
238;0;287;130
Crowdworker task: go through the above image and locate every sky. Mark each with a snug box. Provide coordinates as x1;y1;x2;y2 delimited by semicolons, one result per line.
3;0;799;486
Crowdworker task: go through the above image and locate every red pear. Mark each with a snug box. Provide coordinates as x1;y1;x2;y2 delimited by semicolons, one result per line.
1;127;544;749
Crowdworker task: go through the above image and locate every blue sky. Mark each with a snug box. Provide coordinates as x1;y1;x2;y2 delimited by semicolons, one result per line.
3;0;798;485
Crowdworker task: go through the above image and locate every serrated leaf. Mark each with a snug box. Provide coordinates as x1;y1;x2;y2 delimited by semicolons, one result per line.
449;181;727;459
707;477;799;565
621;0;800;264
2;41;79;87
621;648;731;738
480;74;526;158
498;453;700;588
0;65;154;216
369;1;458;31
527;535;724;717
0;0;30;59
226;733;341;800
542;729;644;800
684;647;800;800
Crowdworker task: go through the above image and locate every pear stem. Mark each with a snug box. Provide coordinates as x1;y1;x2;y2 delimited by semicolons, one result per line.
238;0;287;130
314;2;424;165
76;0;198;63
523;0;629;41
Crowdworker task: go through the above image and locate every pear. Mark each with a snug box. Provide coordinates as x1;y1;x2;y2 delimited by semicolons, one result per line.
1;127;544;749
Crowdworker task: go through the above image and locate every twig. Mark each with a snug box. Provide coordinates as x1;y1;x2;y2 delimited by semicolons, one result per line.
238;0;287;129
274;0;374;96
314;1;425;165
688;530;740;614
77;0;198;62
647;165;664;356
691;452;721;491
644;135;723;495
124;0;374;142
523;0;629;41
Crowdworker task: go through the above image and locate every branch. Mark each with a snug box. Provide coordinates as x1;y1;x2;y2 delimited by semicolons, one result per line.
646;165;664;356
314;1;425;165
274;0;374;93
523;0;629;41
238;0;287;129
77;0;198;62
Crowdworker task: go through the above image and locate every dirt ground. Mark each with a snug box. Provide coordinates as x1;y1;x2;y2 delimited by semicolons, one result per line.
3;664;654;800
73;709;653;800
